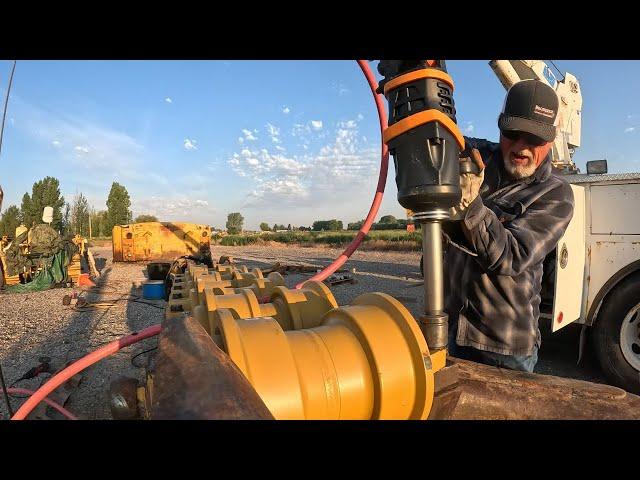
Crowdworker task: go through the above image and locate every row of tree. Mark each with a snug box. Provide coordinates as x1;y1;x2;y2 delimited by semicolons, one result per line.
218;214;408;234
0;177;158;238
347;215;411;231
259;223;311;232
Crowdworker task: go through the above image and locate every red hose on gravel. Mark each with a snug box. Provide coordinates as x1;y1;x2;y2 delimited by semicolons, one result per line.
11;325;161;420
3;388;78;420
296;59;389;288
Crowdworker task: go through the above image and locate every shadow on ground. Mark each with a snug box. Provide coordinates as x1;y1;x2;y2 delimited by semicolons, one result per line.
0;258;163;419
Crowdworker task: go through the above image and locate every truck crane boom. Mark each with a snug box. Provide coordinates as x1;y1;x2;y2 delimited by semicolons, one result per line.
489;60;582;173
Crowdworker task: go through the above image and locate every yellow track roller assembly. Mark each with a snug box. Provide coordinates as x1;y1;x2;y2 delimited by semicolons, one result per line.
193;280;338;335
214;292;442;419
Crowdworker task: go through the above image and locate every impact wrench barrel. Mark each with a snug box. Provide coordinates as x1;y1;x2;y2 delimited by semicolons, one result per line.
378;60;465;352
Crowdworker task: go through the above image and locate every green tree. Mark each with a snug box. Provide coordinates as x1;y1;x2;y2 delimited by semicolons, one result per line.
347;219;365;230
20;193;32;225
90;210;109;237
379;215;397;224
71;193;90;236
135;214;158;223
226;212;244;234
0;205;21;237
19;177;65;231
106;182;131;235
312;219;343;231
259;222;270;231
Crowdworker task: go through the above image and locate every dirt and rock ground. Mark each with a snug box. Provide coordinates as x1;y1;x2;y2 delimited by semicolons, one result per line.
0;244;608;420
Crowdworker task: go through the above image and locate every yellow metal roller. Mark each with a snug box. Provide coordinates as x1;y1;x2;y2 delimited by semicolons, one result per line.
194;281;338;335
199;271;287;299
216;292;436;420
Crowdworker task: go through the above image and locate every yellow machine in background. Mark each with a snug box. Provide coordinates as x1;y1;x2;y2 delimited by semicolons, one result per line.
112;222;211;262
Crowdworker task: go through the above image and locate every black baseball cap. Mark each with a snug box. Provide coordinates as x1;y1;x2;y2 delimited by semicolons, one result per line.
498;79;559;143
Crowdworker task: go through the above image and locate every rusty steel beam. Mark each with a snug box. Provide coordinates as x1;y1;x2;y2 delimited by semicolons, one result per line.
151;315;274;420
429;357;640;420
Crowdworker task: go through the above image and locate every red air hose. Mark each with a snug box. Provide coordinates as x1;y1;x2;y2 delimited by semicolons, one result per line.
296;59;389;288
12;60;387;419
11;325;161;420
3;388;78;420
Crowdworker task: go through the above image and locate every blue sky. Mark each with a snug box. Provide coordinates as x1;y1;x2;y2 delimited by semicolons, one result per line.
1;60;639;230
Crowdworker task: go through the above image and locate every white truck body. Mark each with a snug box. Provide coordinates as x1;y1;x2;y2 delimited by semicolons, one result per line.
552;173;640;330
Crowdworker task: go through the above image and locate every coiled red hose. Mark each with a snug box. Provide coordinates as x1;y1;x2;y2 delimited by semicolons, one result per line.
296;59;389;288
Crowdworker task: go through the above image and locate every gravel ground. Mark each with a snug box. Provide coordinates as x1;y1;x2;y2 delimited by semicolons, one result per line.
0;247;163;420
0;243;608;420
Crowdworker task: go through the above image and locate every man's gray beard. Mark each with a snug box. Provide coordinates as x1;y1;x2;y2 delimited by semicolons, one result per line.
504;157;537;179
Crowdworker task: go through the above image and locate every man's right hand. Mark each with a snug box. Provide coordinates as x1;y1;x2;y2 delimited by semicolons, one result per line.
450;148;485;220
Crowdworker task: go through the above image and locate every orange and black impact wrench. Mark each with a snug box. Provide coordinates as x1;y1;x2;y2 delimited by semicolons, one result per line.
378;60;472;352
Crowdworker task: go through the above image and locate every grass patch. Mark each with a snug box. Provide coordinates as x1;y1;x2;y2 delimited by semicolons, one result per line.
213;230;422;251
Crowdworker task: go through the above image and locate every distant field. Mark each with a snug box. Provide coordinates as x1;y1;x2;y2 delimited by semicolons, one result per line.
212;230;422;251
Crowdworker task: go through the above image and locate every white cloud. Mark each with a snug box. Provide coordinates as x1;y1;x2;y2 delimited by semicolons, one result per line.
184;138;198;150
464;122;475;134
332;81;350;96
74;145;90;154
165;97;172;104
282;106;290;114
242;129;258;141
291;123;310;137
311;120;323;130
14;97;147;177
625;127;635;133
357;113;364;121
227;117;378;216
266;122;281;144
132;195;215;220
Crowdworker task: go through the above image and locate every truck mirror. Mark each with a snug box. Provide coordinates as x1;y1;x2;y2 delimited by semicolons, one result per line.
586;160;607;175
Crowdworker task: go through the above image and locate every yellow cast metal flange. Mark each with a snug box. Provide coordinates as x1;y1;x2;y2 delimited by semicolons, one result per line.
217;292;434;420
269;280;338;330
193;281;338;336
246;272;285;298
193;271;288;305
193;289;264;334
168;267;259;316
196;268;264;294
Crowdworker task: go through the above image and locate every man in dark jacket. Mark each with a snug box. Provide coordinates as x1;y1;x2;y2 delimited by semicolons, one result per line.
443;79;575;372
